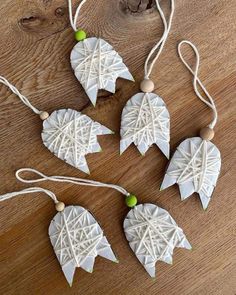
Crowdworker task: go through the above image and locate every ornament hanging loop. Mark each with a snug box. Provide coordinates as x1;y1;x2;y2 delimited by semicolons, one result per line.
177;40;218;130
16;168;131;197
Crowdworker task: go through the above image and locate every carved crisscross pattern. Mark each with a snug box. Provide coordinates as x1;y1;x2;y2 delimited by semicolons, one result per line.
49;206;116;285
42;109;112;174
70;37;133;105
172;139;220;191
50;206;103;267
120;92;170;157
161;137;221;209
124;204;190;277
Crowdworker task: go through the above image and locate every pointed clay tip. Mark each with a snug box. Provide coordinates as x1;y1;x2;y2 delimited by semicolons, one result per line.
160;185;165;191
115;259;119;264
164;152;170;160
129;74;135;82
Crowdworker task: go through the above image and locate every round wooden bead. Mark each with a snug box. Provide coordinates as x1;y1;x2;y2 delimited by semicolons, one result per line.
39;111;49;120
55;201;65;212
140;79;155;93
200;127;215;141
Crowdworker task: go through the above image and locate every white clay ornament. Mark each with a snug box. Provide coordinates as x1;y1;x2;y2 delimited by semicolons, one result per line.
0;186;117;286
120;0;175;158
120;92;170;157
124;203;191;277
49;205;117;285
161;41;221;209
0;77;113;174
42;108;112;174
15;168;191;279
68;0;134;106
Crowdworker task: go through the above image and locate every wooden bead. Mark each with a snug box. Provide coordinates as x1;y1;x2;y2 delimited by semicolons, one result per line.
55;201;65;212
140;79;155;93
200;127;215;141
39;111;49;120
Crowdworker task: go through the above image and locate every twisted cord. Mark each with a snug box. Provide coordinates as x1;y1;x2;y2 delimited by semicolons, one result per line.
144;0;175;79
0;76;41;114
0;187;59;204
68;0;88;32
16;168;130;197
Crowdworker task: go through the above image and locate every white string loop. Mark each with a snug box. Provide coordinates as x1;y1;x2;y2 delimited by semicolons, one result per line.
178;40;218;129
0;187;59;204
16;168;130;197
0;76;41;115
68;0;87;32
144;0;175;79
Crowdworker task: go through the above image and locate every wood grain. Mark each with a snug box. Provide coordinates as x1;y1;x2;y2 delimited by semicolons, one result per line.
0;0;235;294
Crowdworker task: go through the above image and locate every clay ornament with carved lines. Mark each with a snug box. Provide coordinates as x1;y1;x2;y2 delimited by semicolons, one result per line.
0;77;113;174
120;0;174;158
161;40;222;209
68;0;134;106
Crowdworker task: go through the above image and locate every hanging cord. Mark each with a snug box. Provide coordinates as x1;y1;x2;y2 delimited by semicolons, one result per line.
16;168;130;197
68;0;87;32
177;40;218;129
144;0;175;79
0;187;59;204
0;76;41;115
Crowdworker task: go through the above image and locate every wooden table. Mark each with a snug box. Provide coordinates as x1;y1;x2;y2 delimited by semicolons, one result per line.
0;0;235;294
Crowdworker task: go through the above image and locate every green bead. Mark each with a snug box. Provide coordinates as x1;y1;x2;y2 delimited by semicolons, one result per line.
74;30;87;41
125;194;137;208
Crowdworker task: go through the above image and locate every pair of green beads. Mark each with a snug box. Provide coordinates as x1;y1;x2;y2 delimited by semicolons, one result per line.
74;29;87;41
